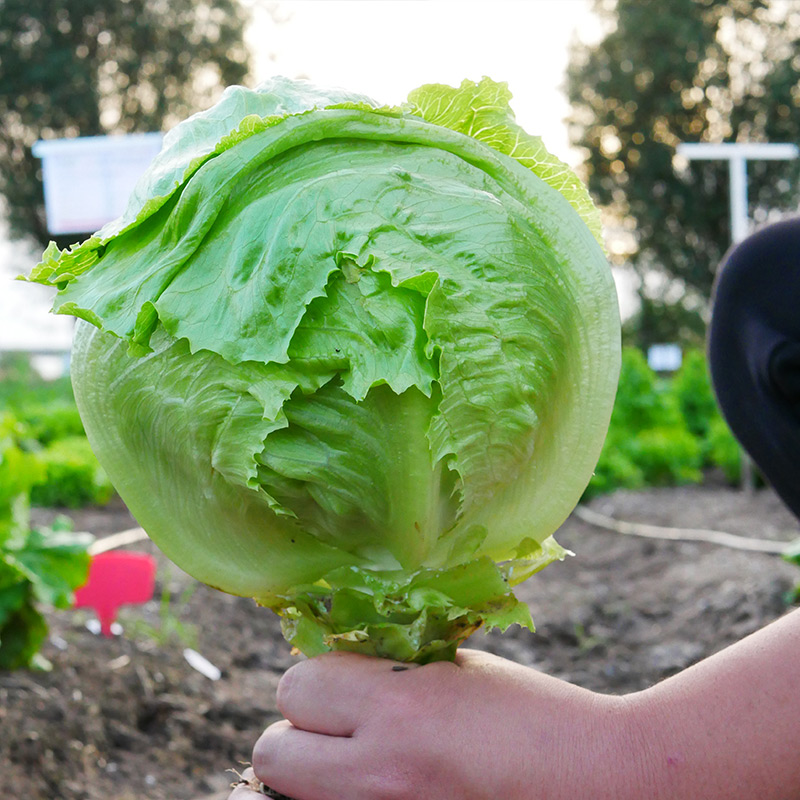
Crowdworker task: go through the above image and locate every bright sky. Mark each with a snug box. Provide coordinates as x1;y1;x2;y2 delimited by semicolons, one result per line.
1;0;608;354
245;0;602;165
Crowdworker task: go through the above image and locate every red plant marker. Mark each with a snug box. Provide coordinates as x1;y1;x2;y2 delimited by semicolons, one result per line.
73;551;157;636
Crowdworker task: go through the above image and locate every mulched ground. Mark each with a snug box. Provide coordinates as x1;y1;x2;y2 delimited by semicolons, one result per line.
3;485;799;799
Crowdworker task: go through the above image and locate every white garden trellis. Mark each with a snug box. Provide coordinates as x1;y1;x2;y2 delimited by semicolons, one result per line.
677;141;800;490
676;142;799;244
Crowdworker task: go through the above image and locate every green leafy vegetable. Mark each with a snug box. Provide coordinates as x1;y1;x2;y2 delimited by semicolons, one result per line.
30;435;114;509
27;77;620;662
0;416;93;669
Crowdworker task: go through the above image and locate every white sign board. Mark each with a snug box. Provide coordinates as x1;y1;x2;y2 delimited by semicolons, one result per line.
33;133;162;235
647;343;683;372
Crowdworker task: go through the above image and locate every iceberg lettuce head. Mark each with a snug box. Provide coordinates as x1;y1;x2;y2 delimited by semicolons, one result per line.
27;77;620;662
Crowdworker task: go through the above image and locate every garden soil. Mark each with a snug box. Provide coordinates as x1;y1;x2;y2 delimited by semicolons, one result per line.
3;485;800;799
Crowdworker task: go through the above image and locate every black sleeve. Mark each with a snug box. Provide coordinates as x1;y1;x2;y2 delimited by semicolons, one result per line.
708;216;800;521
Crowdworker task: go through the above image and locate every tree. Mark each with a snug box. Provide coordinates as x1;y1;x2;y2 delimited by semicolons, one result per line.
568;0;800;348
0;0;251;249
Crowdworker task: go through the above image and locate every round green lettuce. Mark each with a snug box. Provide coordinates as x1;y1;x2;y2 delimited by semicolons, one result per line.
29;77;620;662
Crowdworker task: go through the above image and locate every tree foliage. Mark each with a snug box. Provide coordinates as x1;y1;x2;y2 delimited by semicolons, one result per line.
0;0;251;248
568;0;800;347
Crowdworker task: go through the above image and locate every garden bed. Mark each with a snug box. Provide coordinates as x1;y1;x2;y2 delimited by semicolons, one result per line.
3;485;799;800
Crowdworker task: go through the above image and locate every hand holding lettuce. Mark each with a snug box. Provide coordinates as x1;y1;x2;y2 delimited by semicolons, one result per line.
27;77;620;664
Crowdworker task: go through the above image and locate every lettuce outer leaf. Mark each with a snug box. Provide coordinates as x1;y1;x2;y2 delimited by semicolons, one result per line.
266;545;567;664
407;77;604;247
71;322;360;595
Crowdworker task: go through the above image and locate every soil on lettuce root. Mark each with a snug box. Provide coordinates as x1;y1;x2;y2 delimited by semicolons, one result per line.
2;486;798;799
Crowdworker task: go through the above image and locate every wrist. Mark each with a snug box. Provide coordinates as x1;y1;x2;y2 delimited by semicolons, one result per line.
612;691;666;800
576;691;665;800
539;689;657;800
611;685;699;800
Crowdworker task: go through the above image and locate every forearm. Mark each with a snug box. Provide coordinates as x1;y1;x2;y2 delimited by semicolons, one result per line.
627;607;800;800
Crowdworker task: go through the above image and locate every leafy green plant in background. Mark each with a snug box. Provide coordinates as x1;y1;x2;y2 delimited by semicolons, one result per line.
0;416;43;541
30;436;114;509
707;416;742;484
671;350;719;441
608;347;682;432
0;415;93;670
17;403;85;445
585;446;645;498
587;348;702;498
586;347;743;499
671;349;742;481
626;426;703;486
670;350;743;482
0;354;115;509
0;353;75;412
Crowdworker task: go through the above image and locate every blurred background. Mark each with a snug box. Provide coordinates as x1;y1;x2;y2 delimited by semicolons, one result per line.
1;0;608;366
3;6;800;799
2;0;800;500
